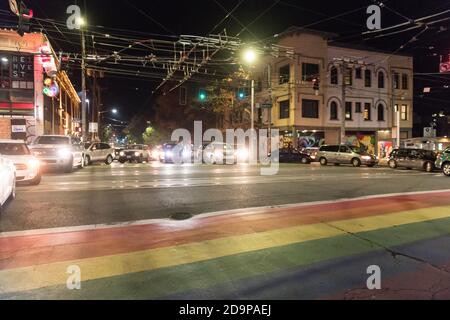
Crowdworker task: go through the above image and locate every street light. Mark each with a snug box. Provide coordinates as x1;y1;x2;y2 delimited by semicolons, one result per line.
242;48;257;65
98;108;119;140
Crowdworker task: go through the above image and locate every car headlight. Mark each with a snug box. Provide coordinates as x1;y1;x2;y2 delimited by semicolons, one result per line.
214;150;223;158
135;152;141;157
166;151;173;157
120;151;125;156
361;156;372;160
57;148;72;159
27;159;40;169
236;148;249;159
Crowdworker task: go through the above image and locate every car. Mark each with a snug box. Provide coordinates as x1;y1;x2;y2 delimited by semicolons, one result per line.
388;148;437;173
114;146;125;161
0;155;16;214
29;135;85;173
199;142;236;165
0;140;41;185
279;148;312;164
159;142;191;164
301;147;320;161
317;145;378;167
435;147;450;176
84;142;115;165
118;144;151;163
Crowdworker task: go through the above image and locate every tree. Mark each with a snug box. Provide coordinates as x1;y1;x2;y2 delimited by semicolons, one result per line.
142;126;164;146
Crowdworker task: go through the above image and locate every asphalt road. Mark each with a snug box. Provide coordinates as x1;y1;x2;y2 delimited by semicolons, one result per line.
1;161;449;233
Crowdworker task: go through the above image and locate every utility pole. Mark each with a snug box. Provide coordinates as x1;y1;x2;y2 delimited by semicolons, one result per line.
81;22;87;142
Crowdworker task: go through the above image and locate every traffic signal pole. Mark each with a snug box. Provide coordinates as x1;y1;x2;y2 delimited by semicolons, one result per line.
81;24;87;142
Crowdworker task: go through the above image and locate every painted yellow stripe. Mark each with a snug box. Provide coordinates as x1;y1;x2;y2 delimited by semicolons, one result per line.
1;205;450;294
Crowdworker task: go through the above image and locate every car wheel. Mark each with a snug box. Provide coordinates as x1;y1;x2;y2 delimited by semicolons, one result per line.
389;160;397;169
424;161;434;173
105;155;113;165
78;156;85;169
319;158;328;166
301;157;309;164
29;173;42;186
85;155;91;166
352;158;361;167
443;163;450;177
119;159;126;164
64;158;74;173
11;175;16;200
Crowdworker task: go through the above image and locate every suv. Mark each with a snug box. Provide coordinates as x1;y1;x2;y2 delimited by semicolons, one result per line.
388;149;437;172
317;145;378;167
435;147;450;176
29;135;84;173
118;144;151;163
84;142;115;165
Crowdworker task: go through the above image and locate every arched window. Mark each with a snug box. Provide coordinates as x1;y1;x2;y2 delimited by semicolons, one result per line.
330;101;338;120
378;71;385;89
377;104;385;121
330;67;338;85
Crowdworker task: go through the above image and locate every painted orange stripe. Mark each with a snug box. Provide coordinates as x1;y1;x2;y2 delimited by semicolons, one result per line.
1;192;450;270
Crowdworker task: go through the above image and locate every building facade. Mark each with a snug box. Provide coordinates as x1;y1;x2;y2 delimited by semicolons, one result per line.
0;30;80;143
256;28;414;158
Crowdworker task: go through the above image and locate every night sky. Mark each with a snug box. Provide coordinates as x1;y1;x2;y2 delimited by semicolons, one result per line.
1;0;449;127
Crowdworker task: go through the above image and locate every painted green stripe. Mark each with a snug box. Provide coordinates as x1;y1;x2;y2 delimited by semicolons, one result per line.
3;217;450;300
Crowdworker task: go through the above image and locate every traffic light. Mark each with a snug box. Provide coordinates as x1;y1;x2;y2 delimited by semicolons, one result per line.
312;78;320;95
17;1;33;37
237;88;246;100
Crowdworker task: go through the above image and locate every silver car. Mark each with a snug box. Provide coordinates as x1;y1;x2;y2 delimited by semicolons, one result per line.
317;145;378;167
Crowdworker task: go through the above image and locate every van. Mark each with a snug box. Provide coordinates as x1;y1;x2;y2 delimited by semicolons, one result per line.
317;145;378;167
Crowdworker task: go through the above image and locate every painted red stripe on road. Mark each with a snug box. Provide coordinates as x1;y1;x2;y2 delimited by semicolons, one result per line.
1;191;450;270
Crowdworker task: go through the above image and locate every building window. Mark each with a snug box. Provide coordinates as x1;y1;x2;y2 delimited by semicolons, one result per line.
402;74;409;90
302;63;319;82
377;104;385;121
355;102;362;113
302;99;319;118
393;73;400;89
401;104;408;121
345;102;352;120
364;103;371;121
279;100;290;119
279;65;290;84
364;70;372;87
330;67;338;85
355;67;362;79
344;68;353;86
378;72;385;89
330;101;338;120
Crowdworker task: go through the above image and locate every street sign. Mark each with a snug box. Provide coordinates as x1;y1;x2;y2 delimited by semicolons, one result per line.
11;125;26;133
89;122;98;133
9;0;19;16
260;103;273;109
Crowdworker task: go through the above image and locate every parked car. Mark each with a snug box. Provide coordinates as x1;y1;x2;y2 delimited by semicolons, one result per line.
435;147;450;176
0;140;41;185
279;148;311;164
0;155;16;213
301;147;320;161
388;148;437;172
317;145;378;167
118;144;151;163
84;142;115;165
29;135;85;173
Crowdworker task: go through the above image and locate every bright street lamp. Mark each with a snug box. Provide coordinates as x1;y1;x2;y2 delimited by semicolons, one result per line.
242;48;258;65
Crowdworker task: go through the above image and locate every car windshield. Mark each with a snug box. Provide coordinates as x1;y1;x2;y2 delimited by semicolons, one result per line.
35;136;69;145
0;143;30;155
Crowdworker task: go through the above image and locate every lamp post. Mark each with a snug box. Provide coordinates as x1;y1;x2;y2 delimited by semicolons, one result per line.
242;49;258;132
98;108;117;140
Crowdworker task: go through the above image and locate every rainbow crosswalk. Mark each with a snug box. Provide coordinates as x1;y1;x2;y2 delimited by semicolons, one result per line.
1;190;450;299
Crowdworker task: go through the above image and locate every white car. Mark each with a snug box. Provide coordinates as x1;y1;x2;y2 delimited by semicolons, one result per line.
84;142;115;165
29;135;85;173
0;155;16;213
0;140;41;185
